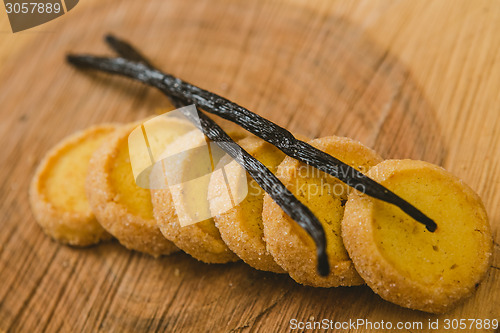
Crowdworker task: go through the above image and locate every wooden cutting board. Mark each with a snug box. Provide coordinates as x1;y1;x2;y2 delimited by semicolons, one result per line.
1;0;499;332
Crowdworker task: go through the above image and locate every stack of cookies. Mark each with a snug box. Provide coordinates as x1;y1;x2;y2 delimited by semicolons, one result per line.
30;116;492;314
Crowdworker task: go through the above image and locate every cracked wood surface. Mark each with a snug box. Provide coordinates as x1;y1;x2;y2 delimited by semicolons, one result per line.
0;0;499;332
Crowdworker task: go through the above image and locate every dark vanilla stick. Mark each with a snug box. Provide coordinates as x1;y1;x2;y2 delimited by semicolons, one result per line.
103;35;330;275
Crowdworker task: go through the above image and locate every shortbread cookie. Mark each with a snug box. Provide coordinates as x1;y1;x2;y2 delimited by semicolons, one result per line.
209;136;286;273
151;130;241;264
262;136;383;287
342;159;493;313
86;118;194;257
30;124;117;246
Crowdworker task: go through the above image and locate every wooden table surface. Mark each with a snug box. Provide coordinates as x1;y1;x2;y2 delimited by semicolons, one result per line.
0;0;499;332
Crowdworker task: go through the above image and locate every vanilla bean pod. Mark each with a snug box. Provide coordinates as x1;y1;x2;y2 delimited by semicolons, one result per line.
68;41;436;232
103;35;330;275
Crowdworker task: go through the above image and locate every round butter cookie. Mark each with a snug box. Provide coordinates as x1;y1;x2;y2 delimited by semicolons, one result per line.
30;124;117;246
262;136;383;287
209;136;286;273
151;129;242;264
86;118;194;257
342;159;493;313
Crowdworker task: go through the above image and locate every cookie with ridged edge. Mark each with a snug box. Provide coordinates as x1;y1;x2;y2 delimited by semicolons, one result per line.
262;136;383;287
209;136;286;273
30;124;117;246
151;129;246;263
342;159;493;313
86;120;191;257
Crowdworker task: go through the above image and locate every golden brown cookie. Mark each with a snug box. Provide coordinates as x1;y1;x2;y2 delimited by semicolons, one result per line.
342;159;493;313
151;129;240;264
262;136;383;287
208;136;286;273
86;119;193;257
30;124;117;246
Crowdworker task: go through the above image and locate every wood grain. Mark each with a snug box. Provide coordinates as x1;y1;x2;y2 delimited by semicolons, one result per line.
0;0;498;332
